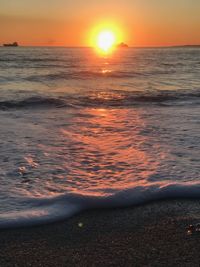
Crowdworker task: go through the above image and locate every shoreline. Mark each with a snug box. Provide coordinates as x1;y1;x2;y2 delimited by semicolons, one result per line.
1;199;200;266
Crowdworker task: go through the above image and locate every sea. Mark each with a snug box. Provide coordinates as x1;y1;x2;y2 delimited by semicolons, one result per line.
0;47;200;228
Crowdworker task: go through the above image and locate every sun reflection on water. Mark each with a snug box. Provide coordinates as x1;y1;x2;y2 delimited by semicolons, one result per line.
101;69;112;74
57;106;159;196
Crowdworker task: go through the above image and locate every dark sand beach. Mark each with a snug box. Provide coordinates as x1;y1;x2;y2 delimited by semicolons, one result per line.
1;200;200;267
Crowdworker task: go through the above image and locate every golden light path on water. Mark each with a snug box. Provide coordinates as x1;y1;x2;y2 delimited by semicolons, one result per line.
63;108;159;194
31;105;161;197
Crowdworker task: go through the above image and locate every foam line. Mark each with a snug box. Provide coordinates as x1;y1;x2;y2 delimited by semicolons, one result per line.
1;182;200;229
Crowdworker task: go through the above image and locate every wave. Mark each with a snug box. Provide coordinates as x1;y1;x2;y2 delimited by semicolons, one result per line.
77;89;200;107
0;96;68;110
0;58;67;63
25;68;178;82
1;182;200;229
26;70;138;82
0;90;200;110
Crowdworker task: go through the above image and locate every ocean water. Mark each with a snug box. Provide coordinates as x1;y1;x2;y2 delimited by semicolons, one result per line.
0;47;200;228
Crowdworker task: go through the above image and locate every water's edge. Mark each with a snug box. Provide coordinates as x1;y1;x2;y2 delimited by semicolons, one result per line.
1;182;200;229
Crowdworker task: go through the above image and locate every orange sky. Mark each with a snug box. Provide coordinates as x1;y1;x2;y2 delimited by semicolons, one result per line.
0;0;200;47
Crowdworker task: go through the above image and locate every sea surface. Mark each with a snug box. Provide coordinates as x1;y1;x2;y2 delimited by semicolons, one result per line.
0;47;200;228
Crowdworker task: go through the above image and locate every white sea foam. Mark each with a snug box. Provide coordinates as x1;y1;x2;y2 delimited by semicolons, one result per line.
1;182;200;228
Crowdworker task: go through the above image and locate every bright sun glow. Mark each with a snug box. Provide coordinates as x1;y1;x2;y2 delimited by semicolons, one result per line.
89;22;124;54
97;31;116;52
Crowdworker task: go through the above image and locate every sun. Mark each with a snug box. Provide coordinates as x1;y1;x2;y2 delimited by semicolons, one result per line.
97;31;116;52
89;21;125;54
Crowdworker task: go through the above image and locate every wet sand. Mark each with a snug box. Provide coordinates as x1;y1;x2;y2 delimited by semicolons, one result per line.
1;200;200;266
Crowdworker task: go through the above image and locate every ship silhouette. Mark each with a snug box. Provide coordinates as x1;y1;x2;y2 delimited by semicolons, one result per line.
117;42;128;48
3;42;19;47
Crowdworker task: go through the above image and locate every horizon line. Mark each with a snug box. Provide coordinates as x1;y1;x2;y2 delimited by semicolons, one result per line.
0;44;200;49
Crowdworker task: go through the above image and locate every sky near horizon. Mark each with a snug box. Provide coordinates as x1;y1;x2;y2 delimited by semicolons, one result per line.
0;0;200;47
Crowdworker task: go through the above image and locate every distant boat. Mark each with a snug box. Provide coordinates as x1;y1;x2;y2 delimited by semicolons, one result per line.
3;42;19;47
117;42;128;48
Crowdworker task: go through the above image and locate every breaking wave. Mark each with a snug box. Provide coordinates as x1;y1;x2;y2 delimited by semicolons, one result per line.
0;96;68;110
0;90;199;110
